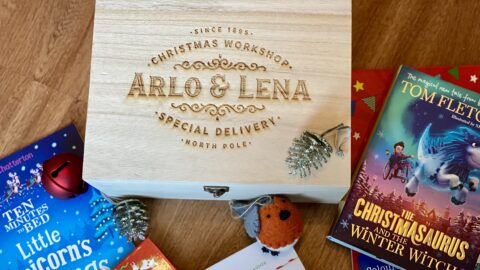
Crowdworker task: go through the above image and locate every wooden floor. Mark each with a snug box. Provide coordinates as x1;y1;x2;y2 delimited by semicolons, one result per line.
1;1;479;269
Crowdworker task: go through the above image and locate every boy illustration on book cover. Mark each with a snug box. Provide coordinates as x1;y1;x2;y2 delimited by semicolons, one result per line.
330;67;480;270
385;141;414;182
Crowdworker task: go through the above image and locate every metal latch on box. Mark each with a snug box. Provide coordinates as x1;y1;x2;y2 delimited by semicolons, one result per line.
203;186;230;198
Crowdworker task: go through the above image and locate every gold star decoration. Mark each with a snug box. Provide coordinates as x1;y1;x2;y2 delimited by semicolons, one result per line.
353;80;364;92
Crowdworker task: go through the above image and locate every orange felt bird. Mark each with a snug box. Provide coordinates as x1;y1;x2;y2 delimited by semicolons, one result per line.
231;195;303;256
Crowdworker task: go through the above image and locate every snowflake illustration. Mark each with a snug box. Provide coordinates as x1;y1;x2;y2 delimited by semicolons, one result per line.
347;214;353;220
340;219;349;229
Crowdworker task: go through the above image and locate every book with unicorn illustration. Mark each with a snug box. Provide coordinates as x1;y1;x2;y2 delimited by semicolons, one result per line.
0;124;133;269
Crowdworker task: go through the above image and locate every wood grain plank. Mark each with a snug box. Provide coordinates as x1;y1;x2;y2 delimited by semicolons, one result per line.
353;0;480;69
0;0;94;157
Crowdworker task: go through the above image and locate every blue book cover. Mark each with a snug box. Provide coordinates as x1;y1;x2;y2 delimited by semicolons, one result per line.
0;124;134;269
352;250;398;270
329;66;480;269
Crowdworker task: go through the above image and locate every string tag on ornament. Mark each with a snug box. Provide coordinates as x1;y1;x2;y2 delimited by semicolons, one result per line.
229;195;273;219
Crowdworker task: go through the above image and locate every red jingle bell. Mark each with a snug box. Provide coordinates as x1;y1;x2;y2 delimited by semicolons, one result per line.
42;153;87;199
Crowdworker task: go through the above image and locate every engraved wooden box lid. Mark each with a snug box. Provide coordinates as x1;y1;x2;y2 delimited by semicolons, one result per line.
84;0;351;202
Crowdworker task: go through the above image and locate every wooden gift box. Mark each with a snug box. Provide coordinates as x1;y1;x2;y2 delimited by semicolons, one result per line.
83;0;351;202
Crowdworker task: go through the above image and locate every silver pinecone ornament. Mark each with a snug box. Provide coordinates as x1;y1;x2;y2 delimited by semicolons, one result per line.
113;199;149;242
286;123;350;178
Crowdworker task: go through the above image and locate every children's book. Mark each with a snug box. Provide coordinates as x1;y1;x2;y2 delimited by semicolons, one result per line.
206;242;305;270
351;250;398;270
0;124;134;269
113;238;176;270
351;66;480;170
329;66;480;269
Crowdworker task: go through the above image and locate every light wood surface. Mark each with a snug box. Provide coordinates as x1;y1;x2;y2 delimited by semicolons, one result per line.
83;0;351;202
1;1;479;269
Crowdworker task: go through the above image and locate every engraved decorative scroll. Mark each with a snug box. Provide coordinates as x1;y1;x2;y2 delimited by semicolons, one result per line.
173;54;267;71
171;103;266;120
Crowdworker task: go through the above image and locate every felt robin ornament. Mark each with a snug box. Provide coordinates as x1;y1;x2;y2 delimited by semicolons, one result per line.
231;195;303;256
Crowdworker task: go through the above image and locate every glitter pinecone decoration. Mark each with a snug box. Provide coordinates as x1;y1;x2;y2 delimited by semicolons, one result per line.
286;124;350;178
113;199;149;242
286;131;333;178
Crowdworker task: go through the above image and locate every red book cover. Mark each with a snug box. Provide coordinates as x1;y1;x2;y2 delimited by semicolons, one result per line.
114;239;176;270
352;66;480;171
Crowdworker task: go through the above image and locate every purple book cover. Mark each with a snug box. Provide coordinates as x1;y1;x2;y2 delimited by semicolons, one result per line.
329;66;480;270
0;124;134;269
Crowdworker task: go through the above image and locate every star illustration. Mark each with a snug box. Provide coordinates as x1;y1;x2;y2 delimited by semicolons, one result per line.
377;130;384;138
353;132;361;140
470;74;478;83
353;80;364;92
340;219;349;229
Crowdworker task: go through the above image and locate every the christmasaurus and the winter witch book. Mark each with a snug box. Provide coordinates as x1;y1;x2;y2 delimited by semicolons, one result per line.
329;66;480;270
0;125;133;269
